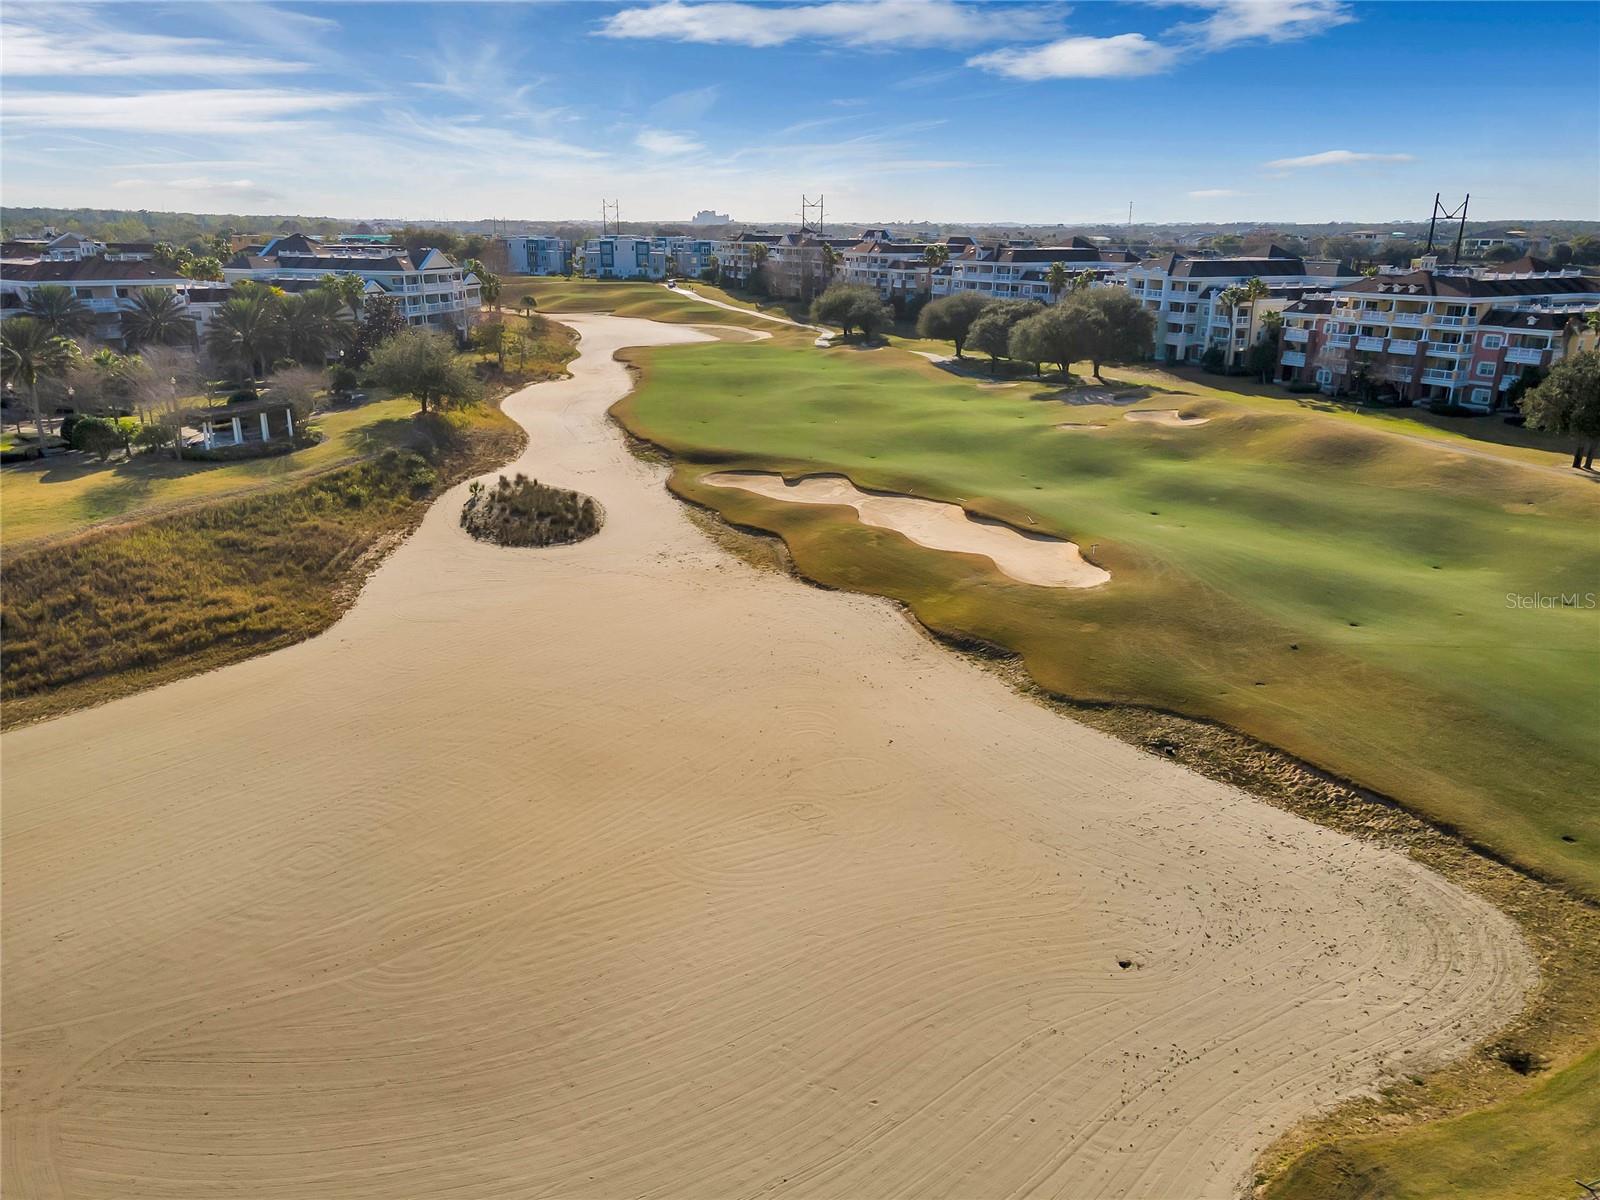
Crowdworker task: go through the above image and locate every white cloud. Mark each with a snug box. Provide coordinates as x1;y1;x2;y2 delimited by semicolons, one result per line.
597;0;1058;48
0;18;310;76
635;128;705;155
1188;188;1245;198
1264;149;1415;170
1166;0;1354;50
1;88;369;135
969;34;1179;79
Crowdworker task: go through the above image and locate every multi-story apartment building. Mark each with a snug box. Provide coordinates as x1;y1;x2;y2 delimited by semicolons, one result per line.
932;239;1138;305
1275;264;1600;408
840;235;942;302
578;235;662;280
224;242;481;332
0;258;191;344
1123;248;1357;363
655;236;718;279
503;235;570;276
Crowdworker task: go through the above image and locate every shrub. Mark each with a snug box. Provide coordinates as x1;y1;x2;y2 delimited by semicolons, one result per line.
460;473;603;547
69;415;123;462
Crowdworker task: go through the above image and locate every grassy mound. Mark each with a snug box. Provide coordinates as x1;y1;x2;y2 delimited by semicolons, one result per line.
460;473;602;547
2;405;525;727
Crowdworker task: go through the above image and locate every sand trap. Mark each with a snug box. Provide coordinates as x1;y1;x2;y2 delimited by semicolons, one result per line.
1;312;1530;1200
1125;408;1210;427
1057;422;1106;432
702;471;1110;589
913;350;953;363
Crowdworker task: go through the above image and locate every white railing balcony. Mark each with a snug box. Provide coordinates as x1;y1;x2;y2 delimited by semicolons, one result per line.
1328;333;1353;348
1424;342;1471;357
1388;338;1421;354
1356;336;1385;352
1421;368;1460;384
1382;367;1414;383
85;298;123;312
1505;346;1545;364
1283;327;1310;343
1391;312;1426;326
1280;350;1307;367
1433;315;1476;327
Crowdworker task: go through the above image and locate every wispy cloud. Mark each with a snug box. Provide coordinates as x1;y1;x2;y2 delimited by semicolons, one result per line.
651;84;721;124
1;88;371;135
970;34;1179;80
0;17;311;76
1188;187;1246;198
635;128;704;155
1264;149;1414;170
597;0;1059;48
1165;0;1354;50
113;175;281;204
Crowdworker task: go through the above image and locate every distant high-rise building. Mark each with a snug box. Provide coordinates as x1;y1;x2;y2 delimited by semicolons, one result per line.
690;209;731;226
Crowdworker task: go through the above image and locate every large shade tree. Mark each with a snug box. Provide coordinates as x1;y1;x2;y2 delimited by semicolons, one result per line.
367;329;477;414
967;299;1044;374
1519;350;1600;469
916;292;989;358
1009;306;1090;376
1065;288;1157;379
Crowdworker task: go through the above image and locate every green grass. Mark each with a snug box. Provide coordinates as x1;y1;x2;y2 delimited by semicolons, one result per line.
1268;1049;1600;1200
615;335;1600;899
2;404;524;727
516;276;785;331
0;396;421;546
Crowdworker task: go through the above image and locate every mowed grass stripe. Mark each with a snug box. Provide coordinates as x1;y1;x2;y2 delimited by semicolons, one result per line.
614;334;1600;897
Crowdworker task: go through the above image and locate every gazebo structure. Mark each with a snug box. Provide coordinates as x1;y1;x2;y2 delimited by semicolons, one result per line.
168;398;297;455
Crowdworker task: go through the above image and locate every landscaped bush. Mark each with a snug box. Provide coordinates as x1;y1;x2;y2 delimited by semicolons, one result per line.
460;473;602;547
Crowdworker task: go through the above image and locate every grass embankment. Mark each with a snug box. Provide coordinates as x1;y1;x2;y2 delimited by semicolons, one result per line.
2;403;525;727
513;277;783;332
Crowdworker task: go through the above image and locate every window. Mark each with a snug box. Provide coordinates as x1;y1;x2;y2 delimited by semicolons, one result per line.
1481;334;1503;349
1475;361;1496;378
1315;368;1333;385
1471;388;1492;406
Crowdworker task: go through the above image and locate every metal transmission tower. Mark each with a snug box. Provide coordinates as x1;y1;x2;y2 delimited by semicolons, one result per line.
1424;193;1470;264
600;200;621;235
800;194;825;235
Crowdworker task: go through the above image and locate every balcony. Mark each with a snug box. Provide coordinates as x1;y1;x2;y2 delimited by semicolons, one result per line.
1283;327;1310;343
1381;366;1414;384
1505;346;1545;365
1355;336;1385;352
1433;314;1476;327
1421;368;1460;385
1391;312;1426;327
1388;338;1421;354
1424;342;1471;357
1280;350;1307;367
1328;333;1353;348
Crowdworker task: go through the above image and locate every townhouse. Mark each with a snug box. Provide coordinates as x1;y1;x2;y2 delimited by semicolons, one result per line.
0;258;191;344
224;241;481;332
577;235;662;280
1123;247;1358;363
1275;261;1600;409
503;235;570;276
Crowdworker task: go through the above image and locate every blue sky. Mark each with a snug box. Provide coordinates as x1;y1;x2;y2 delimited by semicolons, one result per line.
3;1;1596;224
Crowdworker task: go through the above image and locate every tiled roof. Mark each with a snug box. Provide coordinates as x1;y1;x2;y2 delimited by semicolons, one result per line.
1;257;183;283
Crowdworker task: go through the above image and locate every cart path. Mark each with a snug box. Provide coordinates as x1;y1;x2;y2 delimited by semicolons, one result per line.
2;312;1532;1200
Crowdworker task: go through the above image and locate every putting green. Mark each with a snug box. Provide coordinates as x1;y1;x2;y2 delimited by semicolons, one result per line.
616;333;1600;899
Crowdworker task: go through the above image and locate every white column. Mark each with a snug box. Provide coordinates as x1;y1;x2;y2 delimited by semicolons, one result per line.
285;408;294;438
260;412;271;441
231;417;242;445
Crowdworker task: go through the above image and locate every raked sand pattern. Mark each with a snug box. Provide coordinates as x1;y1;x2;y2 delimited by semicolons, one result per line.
2;312;1531;1200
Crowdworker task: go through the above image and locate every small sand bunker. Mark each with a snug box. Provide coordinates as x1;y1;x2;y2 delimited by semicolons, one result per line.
1056;423;1106;432
1125;409;1210;427
702;471;1109;589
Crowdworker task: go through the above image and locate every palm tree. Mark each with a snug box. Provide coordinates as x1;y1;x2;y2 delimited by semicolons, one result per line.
1215;285;1245;370
923;243;950;270
121;287;194;348
462;259;501;309
1073;269;1096;294
281;289;353;365
707;253;721;284
23;285;95;339
1;317;77;439
1046;261;1071;300
206;292;285;379
319;272;367;320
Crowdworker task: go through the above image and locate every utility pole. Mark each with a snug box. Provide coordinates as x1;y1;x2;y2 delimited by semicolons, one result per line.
1425;193;1469;263
801;194;824;235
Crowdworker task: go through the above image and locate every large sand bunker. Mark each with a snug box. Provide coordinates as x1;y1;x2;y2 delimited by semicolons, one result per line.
703;471;1110;588
1125;408;1210;427
1;311;1530;1200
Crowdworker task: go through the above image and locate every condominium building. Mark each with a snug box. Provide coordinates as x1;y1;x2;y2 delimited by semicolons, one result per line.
578;235;662;280
1123;247;1358;363
0;258;191;344
932;239;1138;305
1275;264;1600;408
503;235;570;276
224;242;481;331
